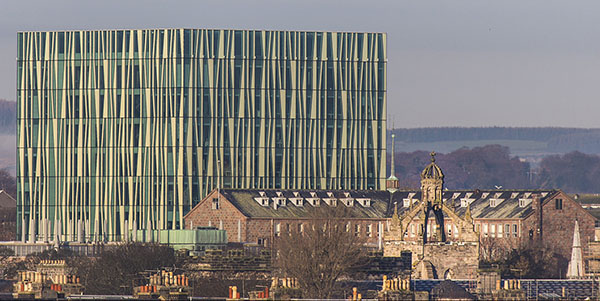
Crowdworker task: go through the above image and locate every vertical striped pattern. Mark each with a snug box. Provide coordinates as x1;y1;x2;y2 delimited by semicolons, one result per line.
17;29;387;241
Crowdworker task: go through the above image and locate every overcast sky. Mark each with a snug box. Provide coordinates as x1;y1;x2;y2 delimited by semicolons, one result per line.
2;0;599;128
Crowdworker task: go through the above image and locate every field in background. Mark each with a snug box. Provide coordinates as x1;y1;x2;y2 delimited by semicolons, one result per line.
391;127;600;167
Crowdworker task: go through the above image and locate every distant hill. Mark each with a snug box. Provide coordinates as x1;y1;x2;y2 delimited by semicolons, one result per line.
0;100;15;134
0;100;16;175
389;127;600;165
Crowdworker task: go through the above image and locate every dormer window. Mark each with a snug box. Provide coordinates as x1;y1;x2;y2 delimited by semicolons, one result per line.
341;198;354;207
460;198;474;207
290;196;304;207
519;198;532;207
306;197;320;206
490;198;504;207
254;193;270;206
274;198;286;206
356;198;371;207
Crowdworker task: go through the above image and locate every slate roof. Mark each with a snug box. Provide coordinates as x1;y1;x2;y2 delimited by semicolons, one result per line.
206;188;561;221
0;190;16;208
219;189;391;219
430;280;475;299
390;189;559;220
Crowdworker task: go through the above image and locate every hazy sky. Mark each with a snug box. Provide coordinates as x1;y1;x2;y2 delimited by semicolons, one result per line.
2;0;599;128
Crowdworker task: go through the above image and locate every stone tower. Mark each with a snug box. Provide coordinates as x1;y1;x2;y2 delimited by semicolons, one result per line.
421;152;446;242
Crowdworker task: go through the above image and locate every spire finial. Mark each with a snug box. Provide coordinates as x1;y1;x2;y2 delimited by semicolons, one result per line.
430;151;436;162
391;134;396;177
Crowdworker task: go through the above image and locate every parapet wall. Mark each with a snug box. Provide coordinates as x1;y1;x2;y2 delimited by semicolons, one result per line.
384;240;478;279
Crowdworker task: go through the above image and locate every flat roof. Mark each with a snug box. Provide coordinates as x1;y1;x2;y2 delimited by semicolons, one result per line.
18;28;386;35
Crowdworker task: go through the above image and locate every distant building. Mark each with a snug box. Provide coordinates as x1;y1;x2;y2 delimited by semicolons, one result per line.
16;29;387;241
184;188;391;247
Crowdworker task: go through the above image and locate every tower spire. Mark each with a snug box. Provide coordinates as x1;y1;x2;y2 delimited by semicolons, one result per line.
391;134;396;178
386;131;399;193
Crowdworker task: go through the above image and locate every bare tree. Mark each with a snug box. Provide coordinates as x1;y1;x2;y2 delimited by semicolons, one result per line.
74;243;177;295
274;206;367;299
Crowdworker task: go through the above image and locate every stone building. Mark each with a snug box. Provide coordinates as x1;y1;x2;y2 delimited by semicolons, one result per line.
0;190;16;241
183;188;391;247
185;151;597;278
383;152;597;279
384;153;480;279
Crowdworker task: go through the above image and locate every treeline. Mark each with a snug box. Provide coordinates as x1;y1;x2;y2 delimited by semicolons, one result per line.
391;127;600;143
391;145;600;193
0;99;16;133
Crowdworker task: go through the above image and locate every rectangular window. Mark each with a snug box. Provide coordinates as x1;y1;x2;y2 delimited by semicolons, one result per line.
491;224;496;237
513;224;518;237
298;223;304;233
411;224;415;237
555;198;563;210
498;223;503;238
505;224;510;235
275;223;281;236
483;223;488;237
212;198;219;210
367;224;372;237
355;224;360;237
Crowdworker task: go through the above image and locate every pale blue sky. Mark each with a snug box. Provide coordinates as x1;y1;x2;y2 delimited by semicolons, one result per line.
2;0;599;127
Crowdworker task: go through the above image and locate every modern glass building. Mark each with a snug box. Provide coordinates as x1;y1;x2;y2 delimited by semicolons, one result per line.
17;29;387;241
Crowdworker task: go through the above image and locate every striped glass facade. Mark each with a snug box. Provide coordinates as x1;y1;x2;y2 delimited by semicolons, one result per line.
17;29;387;241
